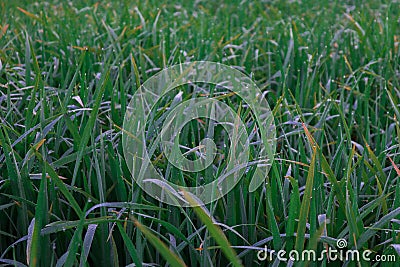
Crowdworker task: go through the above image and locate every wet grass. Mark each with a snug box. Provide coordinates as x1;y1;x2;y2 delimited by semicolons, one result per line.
0;0;400;266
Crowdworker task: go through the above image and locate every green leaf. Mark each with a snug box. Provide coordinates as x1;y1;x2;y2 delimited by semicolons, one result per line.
183;191;243;267
295;148;316;252
134;219;186;267
71;71;110;186
356;207;400;249
116;222;142;267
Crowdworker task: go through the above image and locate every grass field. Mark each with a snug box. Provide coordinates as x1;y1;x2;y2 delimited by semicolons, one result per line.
0;0;400;266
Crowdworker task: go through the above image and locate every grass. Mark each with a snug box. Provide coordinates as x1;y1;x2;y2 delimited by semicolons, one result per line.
0;0;399;266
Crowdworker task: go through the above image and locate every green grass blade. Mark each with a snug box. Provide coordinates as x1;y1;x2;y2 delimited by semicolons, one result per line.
71;70;110;186
134;219;186;267
356;207;400;249
79;224;98;267
183;191;243;267
295;148;316;252
116;222;142;267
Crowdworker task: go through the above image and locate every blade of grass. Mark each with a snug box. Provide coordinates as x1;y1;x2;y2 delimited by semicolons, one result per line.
79;224;98;267
294;140;316;252
134;219;186;267
183;191;243;267
71;70;110;186
116;222;142;267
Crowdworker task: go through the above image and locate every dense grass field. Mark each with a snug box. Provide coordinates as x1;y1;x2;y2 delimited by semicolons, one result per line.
0;0;400;266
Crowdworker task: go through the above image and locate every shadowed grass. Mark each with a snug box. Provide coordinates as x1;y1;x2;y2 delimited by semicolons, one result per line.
0;0;399;266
